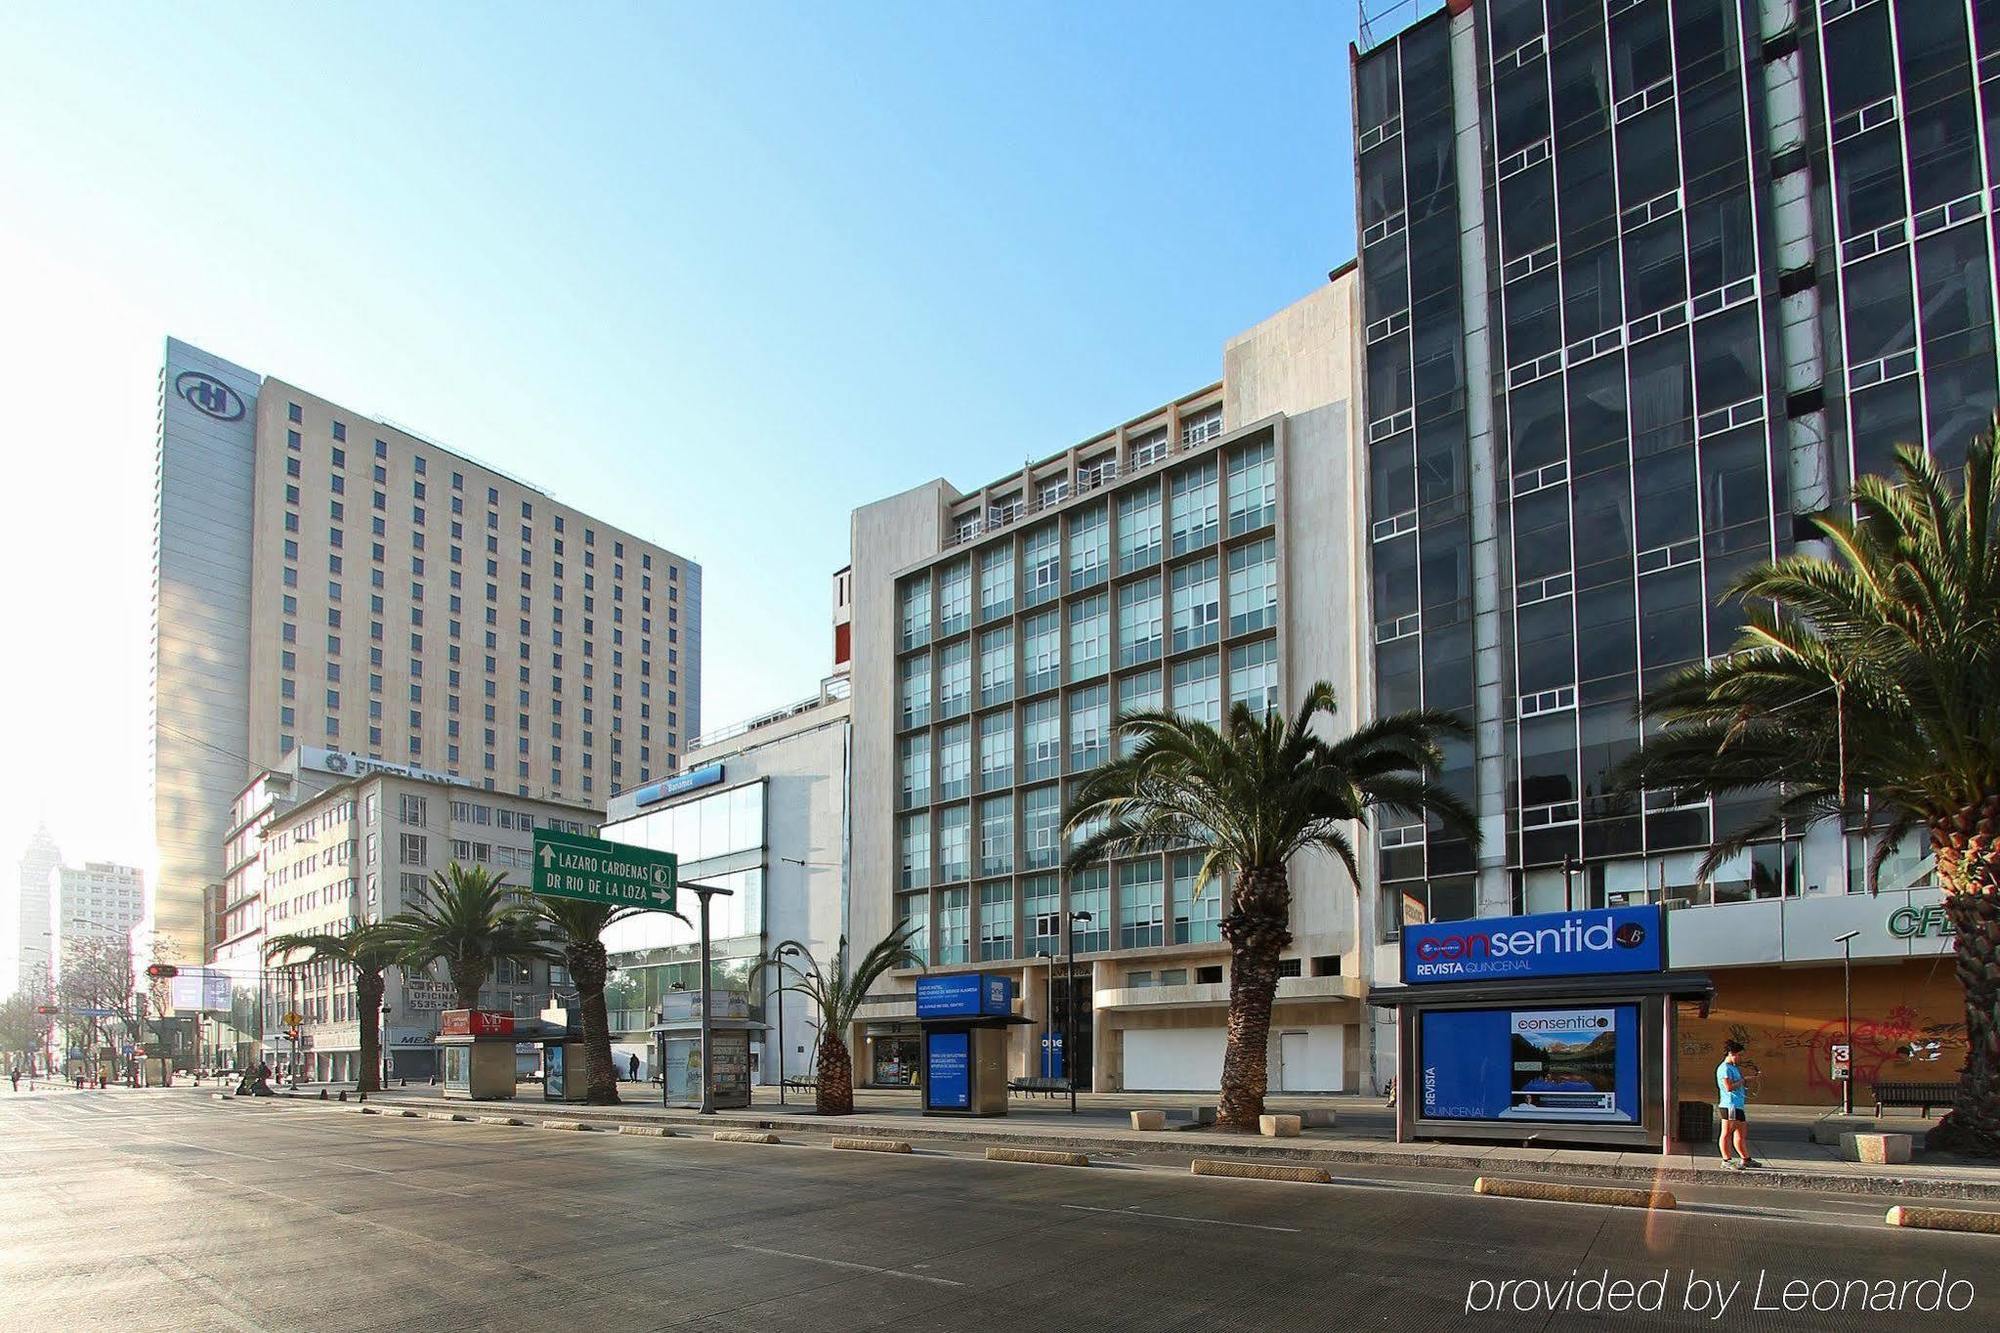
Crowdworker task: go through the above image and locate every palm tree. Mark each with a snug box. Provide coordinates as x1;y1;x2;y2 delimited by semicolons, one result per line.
1064;683;1475;1130
755;925;922;1115
1619;434;2000;1157
530;896;660;1104
264;922;406;1092
393;862;554;1010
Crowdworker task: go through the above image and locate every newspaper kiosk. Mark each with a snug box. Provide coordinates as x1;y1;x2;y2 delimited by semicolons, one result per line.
1368;905;1712;1153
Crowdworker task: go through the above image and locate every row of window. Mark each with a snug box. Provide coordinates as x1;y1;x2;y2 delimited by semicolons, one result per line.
893;854;1226;964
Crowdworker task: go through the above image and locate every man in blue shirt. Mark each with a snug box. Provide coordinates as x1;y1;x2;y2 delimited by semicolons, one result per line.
1716;1039;1759;1169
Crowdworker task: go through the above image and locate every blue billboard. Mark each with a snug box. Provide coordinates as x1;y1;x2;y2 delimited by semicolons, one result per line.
926;1031;970;1110
916;972;1016;1019
1401;906;1662;985
1419;1004;1642;1123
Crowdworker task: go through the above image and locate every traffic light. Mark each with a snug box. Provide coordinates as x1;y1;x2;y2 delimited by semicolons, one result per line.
145;964;179;979
35;1005;58;1015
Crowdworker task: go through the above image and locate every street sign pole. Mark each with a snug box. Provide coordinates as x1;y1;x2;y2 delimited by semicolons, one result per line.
676;881;735;1116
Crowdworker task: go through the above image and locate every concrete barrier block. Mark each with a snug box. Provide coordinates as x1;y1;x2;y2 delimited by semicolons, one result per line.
986;1146;1090;1167
540;1119;592;1131
1841;1132;1914;1165
478;1115;525;1126
1259;1114;1302;1138
1187;1105;1217;1125
831;1136;913;1153
1299;1108;1337;1129
397;1109;424;1118
1886;1205;2000;1234
426;1110;470;1122
712;1130;780;1144
618;1125;675;1136
1474;1176;1675;1210
1191;1158;1332;1185
1129;1110;1166;1131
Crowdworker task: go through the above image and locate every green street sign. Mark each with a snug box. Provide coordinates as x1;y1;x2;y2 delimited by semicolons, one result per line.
532;829;678;912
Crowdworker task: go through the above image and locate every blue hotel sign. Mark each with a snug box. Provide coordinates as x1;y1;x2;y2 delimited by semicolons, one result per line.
1402;905;1663;985
916;972;1015;1019
631;763;725;808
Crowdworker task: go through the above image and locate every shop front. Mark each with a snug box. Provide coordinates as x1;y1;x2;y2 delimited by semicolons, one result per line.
864;1024;922;1087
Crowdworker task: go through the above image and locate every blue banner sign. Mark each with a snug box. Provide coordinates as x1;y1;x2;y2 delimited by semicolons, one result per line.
1401;905;1662;985
916;972;1016;1019
1040;1032;1064;1080
1419;1004;1641;1124
927;1031;970;1110
631;763;725;808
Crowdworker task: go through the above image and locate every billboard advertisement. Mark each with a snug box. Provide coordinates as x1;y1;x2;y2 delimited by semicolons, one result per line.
167;969;235;1013
1401;906;1662;985
915;972;1015;1019
1419;1004;1642;1124
926;1031;970;1110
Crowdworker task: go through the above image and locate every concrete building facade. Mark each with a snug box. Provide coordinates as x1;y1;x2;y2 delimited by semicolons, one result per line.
843;276;1374;1093
601;677;852;1086
154;338;702;964
13;825;61;998
48;862;147;974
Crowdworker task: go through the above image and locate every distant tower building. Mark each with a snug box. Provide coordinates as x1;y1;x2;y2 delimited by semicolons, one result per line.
15;826;61;997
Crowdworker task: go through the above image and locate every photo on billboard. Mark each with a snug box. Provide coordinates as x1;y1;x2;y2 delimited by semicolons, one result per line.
1419;1004;1641;1125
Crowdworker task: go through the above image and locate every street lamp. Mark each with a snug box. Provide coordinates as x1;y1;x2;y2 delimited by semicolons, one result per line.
771;943;801;1105
380;1004;393;1089
1561;852;1582;912
1033;949;1056;1080
1065;910;1093;1114
1834;929;1860;1115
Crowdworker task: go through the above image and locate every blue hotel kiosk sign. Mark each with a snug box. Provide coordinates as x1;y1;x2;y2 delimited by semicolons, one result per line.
916;972;1021;1117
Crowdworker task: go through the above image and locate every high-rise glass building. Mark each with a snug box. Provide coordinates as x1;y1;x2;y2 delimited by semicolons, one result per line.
1354;0;1981;1096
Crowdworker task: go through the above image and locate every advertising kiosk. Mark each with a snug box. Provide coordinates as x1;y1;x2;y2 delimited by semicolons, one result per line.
1368;906;1712;1153
651;990;765;1110
917;973;1030;1117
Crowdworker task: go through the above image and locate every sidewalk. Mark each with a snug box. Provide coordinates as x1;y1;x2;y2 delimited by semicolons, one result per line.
240;1080;2000;1203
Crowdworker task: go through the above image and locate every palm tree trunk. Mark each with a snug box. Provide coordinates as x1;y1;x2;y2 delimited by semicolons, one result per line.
1217;864;1293;1130
449;955;485;1012
815;1031;854;1115
355;971;385;1093
1930;799;2000;1157
568;939;620;1105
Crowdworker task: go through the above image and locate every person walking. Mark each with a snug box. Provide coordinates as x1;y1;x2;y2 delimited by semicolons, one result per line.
628;1052;640;1082
1716;1039;1760;1169
9;1067;19;1093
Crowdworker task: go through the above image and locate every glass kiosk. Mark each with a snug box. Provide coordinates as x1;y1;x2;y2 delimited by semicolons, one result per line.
437;1010;569;1101
917;973;1029;1117
650;990;765;1110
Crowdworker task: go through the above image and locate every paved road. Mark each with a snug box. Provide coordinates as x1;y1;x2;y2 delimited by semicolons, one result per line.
2;1091;1994;1331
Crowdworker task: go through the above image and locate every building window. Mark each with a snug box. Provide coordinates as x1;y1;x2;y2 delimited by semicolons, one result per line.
1022;698;1061;783
1023;874;1060;953
978;794;1014;877
977;710;1013;791
899;653;931;730
1023;522;1060;608
898;733;931;809
1069;867;1110;951
899;814;930;889
1173;852;1221;943
1067;684;1109;774
938;721;971;801
896;891;929;964
1170;555;1222;652
1067;593;1109;681
399;833;427;865
1227;439;1276;535
978;542;1015;622
1022;609;1062;695
937;804;970;883
899;574;932;651
1168;459;1220;556
1068;502;1109;590
1227;538;1278;636
1116;576;1163;667
937;886;970;965
977;625;1014;708
1022;784;1061;871
938;559;971;637
1116;483;1162;573
979;882;1014;961
1130;426;1170;469
1170;654;1222;728
1229;638;1279;720
1119;859;1166;948
1181;405;1222;448
938;639;971;720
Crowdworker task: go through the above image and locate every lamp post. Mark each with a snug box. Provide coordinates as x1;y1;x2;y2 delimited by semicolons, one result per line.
380;1004;393;1090
1033;949;1056;1079
1065;910;1093;1114
678;880;736;1115
1834;929;1860;1115
1561;852;1582;912
772;943;800;1105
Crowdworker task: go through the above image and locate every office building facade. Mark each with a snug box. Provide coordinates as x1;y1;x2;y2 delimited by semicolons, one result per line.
1353;0;1990;1094
13;825;61;998
154;338;701;963
49;862;147;973
843;280;1374;1092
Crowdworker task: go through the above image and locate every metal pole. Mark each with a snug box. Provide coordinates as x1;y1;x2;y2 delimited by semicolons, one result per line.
1066;923;1077;1114
1045;955;1054;1079
699;892;714;1115
1842;940;1854;1117
775;951;786;1107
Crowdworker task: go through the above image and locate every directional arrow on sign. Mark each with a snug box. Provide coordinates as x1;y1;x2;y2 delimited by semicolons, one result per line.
531;828;679;913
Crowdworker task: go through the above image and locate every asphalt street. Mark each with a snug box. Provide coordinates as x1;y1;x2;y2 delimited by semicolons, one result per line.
2;1090;1995;1332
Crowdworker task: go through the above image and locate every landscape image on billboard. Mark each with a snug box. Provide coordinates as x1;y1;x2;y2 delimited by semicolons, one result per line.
1500;1008;1630;1121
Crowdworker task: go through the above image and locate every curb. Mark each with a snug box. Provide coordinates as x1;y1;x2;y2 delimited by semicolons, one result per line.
1886;1204;2000;1234
1191;1158;1331;1184
987;1147;1090;1167
832;1137;913;1154
1476;1176;1676;1210
714;1131;780;1144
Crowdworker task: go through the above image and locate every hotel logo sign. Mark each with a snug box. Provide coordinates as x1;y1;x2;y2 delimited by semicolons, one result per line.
174;370;246;421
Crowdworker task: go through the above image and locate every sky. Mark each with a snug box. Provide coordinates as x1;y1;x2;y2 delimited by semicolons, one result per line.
0;1;1362;987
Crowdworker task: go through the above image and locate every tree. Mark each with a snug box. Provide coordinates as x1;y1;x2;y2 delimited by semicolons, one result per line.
1064;684;1476;1130
530;897;655;1104
264;923;407;1093
1619;434;2000;1156
0;989;50;1070
391;863;553;1010
54;935;141;1076
756;926;923;1115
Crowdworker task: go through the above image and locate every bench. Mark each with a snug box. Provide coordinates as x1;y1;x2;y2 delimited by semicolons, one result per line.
1008;1076;1071;1098
783;1075;819;1091
1872;1081;1957;1117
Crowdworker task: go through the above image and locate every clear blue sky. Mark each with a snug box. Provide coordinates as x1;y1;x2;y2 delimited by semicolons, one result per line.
0;2;1361;956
